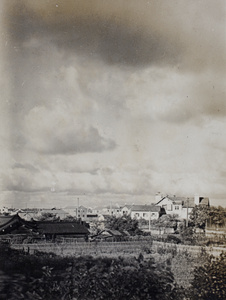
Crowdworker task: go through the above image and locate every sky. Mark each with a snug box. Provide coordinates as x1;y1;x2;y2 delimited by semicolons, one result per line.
0;0;226;208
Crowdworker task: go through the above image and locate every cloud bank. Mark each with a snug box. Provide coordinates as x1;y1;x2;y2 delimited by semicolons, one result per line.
1;0;226;208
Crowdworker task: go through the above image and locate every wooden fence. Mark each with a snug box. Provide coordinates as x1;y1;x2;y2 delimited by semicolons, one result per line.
11;240;226;257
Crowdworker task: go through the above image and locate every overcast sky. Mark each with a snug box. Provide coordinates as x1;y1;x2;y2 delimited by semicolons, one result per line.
0;0;226;208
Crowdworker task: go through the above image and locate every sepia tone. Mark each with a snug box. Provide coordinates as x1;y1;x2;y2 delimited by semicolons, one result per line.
0;1;225;299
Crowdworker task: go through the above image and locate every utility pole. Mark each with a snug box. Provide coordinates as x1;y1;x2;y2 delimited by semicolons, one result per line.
110;201;112;216
149;210;151;232
77;197;79;219
186;198;189;227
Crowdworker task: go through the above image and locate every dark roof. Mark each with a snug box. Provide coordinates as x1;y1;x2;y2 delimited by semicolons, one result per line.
131;205;161;212
0;215;18;227
0;214;89;236
0;214;36;234
35;222;89;235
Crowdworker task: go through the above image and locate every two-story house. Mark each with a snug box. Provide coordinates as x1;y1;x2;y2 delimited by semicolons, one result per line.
155;193;209;220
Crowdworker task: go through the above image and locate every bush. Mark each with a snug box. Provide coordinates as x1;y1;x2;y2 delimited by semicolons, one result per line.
189;252;226;299
165;235;181;244
0;243;183;300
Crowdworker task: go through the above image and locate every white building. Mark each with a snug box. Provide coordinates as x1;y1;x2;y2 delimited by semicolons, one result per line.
120;204;165;221
155;193;209;220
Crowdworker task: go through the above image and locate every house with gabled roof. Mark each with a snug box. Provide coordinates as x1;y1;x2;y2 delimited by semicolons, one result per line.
0;214;36;235
0;213;90;241
155;193;209;220
90;228;124;242
35;221;89;240
120;204;165;221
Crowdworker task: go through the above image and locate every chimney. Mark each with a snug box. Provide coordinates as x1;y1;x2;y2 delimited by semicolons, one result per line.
194;194;200;206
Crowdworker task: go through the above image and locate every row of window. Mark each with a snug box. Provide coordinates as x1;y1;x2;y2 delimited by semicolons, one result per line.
134;212;157;217
162;204;180;211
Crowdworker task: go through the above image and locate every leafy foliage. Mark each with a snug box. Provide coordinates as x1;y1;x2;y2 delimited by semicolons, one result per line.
189;252;226;299
208;206;226;227
36;212;60;222
0;242;182;300
150;214;179;229
105;215;141;235
189;206;210;230
190;205;226;230
63;215;78;222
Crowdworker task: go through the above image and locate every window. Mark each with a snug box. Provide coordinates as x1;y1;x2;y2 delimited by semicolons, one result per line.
175;206;180;210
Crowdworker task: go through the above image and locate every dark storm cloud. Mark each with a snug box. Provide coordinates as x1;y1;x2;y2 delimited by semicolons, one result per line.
5;0;225;71
4;0;183;68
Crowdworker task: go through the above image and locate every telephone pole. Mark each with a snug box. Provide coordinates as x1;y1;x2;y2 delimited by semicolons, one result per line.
186;198;189;227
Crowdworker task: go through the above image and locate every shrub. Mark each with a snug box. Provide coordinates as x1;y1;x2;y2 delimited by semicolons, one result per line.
189;252;226;300
165;234;181;244
0;243;183;300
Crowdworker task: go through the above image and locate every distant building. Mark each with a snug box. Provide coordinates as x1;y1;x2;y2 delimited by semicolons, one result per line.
101;204;121;217
120;204;165;221
37;208;69;220
64;205;99;222
0;214;89;241
155;193;209;220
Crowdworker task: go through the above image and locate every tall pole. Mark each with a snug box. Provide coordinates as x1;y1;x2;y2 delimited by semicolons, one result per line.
186;198;189;227
149;210;151;232
110;201;112;216
77;197;79;219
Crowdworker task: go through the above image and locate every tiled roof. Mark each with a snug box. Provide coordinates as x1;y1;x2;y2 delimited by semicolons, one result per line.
0;214;36;233
0;214;89;235
35;222;89;235
0;215;17;226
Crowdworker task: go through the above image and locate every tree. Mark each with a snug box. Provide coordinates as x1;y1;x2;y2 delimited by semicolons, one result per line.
63;215;77;222
208;206;226;228
151;214;179;230
189;205;209;230
36;212;60;222
190;205;226;231
189;252;226;299
105;215;141;235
